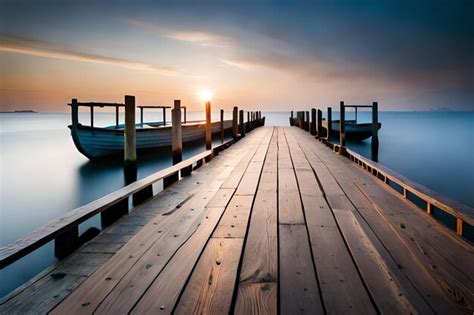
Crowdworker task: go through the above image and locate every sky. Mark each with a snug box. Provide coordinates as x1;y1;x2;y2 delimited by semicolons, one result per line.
0;0;473;112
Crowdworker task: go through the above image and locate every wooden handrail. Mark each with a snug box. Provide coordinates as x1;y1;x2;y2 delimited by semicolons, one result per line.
0;149;214;268
345;147;474;225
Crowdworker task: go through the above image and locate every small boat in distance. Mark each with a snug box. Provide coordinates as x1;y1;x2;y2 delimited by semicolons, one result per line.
68;101;255;160
322;119;381;141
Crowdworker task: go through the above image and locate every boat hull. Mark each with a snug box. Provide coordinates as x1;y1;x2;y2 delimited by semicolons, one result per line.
323;121;381;141
70;120;234;160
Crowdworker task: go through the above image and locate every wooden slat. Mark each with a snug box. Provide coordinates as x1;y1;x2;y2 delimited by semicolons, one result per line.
291;127;474;313
235;131;278;313
174;238;243;314
132;129;273;314
212;195;254;238
279;224;324;314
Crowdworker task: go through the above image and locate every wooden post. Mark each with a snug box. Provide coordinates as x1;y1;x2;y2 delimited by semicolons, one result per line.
239;109;245;137
298;111;304;129
290;111;294;126
90;106;94;128
310;108;316;135
115;105;119;128
339;101;346;155
220;109;224;143
54;226;78;259
232;106;238;139
162;107;166;126
184;106;187;124
327;107;332;142
205;101;212;150
305;111;310;131
317;109;322;138
247;112;251;132
371;102;379;162
172;100;183;163
124;95;137;182
140;107;144;126
71;99;79;127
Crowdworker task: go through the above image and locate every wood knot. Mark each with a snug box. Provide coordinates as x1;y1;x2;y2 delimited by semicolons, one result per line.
50;272;66;279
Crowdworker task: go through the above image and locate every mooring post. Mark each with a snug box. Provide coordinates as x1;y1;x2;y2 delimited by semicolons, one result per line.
90;105;94;128
317;109;322;138
310;108;316;135
124;95;137;182
162;107;166;126
164;100;184;185
115;105;119;128
183;106;187;124
339;101;346;155
304;111;310;131
205;101;212;150
232;106;238;139
239;109;245;137
327;107;332;142
298;111;304;129
220;109;224;143
246;112;250;132
290;111;294;126
371;101;379;162
140;107;144;126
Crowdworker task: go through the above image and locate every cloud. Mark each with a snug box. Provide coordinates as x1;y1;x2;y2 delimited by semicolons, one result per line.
165;30;233;47
0;35;178;76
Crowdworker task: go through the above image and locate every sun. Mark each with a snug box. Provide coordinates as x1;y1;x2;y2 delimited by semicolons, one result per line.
199;90;213;102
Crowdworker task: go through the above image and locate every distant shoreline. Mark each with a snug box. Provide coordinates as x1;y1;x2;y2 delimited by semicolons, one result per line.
0;110;37;113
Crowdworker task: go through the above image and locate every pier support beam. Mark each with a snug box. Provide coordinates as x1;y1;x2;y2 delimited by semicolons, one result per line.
205;101;212;155
339;101;346;156
220;109;224;143
371;101;379;162
232;106;238;139
305;111;310;131
310;108;316;135
247;112;251;132
54;226;78;260
317;109;322;138
327;107;332;142
239;109;245;137
124;95;137;183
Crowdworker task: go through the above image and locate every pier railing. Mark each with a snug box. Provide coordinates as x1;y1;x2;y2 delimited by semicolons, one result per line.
290;104;473;243
0;98;265;269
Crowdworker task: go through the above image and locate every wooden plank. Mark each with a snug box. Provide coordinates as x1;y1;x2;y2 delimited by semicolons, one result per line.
205;188;235;208
49;133;267;315
2;132;262;314
174;238;243;314
278;167;305;225
212;195;253;238
234;283;277;315
290;127;474;313
279;224;324;314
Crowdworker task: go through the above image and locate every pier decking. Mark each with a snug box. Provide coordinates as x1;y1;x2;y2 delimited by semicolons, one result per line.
1;126;473;314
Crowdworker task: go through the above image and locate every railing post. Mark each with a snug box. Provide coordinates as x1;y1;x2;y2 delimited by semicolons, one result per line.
290;111;294;126
310;108;316;135
220;109;224;143
239;109;245;137
298;111;304;129
184;106;187;124
165;100;183;185
339;101;346;155
317;109;322;138
371;101;379;162
71;99;79;128
140;107;144;126
162;107;166;126
327;107;332;142
54;226;78;259
232;106;238;139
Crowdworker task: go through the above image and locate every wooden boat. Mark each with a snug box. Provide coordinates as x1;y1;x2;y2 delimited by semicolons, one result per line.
322;119;382;141
68;101;254;160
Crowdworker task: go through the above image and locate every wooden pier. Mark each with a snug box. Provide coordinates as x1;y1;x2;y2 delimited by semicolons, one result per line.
1;124;473;314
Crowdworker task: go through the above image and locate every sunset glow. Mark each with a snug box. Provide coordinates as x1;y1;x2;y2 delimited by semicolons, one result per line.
199;90;213;102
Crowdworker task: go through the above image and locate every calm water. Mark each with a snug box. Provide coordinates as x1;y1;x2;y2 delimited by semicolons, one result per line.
0;110;473;298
